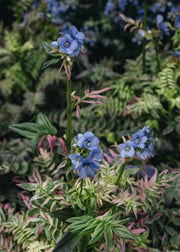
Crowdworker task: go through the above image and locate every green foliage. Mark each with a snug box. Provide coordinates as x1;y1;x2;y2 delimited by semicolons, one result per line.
67;213;136;243
52;231;81;252
9;113;57;154
1;1;180;251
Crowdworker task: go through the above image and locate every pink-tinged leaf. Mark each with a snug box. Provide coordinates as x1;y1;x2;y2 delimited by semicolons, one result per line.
50;49;59;54
159;169;168;176
0;234;3;246
33;168;42;184
149;168;157;187
128;222;134;230
127;17;135;24
59;60;65;73
64;63;70;80
91;87;111;94
124;23;131;31
133;248;149;252
119;238;126;252
98;244;105;252
76;105;81;119
130;26;138;32
19;193;31;210
144;175;148;188
4;203;11;210
83;100;104;104
57;137;68;154
131;228;145;235
47;134;56;155
119;13;127;22
140;192;145;202
85;89;89;95
11;176;25;184
37;135;46;154
68;64;72;80
36;225;43;235
103;153;114;164
88;94;107;99
108;149;118;160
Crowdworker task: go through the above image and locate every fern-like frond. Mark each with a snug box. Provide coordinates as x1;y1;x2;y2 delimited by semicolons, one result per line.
4;213;36;250
129;93;164;118
27;241;51;252
155;66;178;97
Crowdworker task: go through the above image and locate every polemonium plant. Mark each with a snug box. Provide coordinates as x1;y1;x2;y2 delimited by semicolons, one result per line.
9;22;180;252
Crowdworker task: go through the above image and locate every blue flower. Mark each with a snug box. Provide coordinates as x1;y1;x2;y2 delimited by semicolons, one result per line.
104;0;114;15
51;26;85;57
135;127;154;160
172;50;180;58
136;145;154;160
132;132;147;149
156;14;169;35
175;15;180;29
117;0;128;11
77;131;99;150
45;0;69;24
140;126;151;139
118;140;135;158
75;157;100;179
89;147;103;164
68;26;85;45
68;153;83;168
59;34;80;57
167;5;180;19
151;3;160;13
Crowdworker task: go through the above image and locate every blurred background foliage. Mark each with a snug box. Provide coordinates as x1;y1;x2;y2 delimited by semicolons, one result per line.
0;0;180;251
1;0;180;168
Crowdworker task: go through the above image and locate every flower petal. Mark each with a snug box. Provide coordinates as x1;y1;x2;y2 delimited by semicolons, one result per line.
51;41;58;47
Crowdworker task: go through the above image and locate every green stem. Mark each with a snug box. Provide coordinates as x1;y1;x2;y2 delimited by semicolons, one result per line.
67;79;72;154
155;40;160;72
115;161;128;186
80;235;89;252
142;0;148;74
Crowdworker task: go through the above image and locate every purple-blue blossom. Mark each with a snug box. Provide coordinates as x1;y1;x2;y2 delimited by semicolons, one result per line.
51;26;85;57
175;15;180;29
156;14;169;35
77;131;99;150
132;132;147;149
140;126;152;139
135;126;154;160
68;25;85;44
118;140;135;158
118;127;154;160
75;157;100;179
172;50;180;58
136;144;154;160
89;148;103;164
68;153;83;168
45;0;69;24
104;0;114;15
117;0;128;11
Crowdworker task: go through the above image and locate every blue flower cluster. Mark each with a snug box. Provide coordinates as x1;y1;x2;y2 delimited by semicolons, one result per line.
51;25;85;57
44;0;69;24
156;14;169;35
175;15;180;29
172;50;180;58
69;132;103;179
118;127;154;160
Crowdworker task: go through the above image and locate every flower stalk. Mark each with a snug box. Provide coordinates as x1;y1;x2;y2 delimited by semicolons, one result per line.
66;77;72;153
155;39;160;72
142;0;148;74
